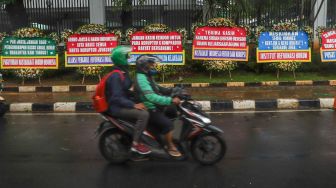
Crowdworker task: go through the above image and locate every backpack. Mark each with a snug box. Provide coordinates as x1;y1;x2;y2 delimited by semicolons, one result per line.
92;69;125;113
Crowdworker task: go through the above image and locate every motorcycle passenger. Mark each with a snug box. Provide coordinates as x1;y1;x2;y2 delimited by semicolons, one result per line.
106;46;151;155
135;54;182;157
0;73;5;117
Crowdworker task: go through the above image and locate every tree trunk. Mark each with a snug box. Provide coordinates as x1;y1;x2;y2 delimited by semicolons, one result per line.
5;0;29;31
256;6;262;25
82;75;85;85
203;0;217;22
121;0;133;32
209;71;212;79
256;6;264;73
277;69;280;79
300;0;305;27
293;70;296;79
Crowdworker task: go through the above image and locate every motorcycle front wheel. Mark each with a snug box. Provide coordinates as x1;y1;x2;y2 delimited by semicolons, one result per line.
191;133;226;165
99;130;132;164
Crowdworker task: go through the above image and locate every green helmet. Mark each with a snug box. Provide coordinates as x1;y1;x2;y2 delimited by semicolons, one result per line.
111;46;132;66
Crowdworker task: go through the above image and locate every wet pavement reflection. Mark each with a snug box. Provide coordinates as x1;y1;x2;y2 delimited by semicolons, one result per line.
1;111;336;188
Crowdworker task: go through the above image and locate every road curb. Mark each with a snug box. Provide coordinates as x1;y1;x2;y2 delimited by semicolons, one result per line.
2;80;336;93
3;98;335;113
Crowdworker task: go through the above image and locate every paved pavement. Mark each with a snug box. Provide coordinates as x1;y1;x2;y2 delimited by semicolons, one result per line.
1;111;336;188
2;86;336;103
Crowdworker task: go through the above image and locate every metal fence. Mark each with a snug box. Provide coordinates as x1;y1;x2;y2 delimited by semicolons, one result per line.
104;0;313;36
0;0;90;33
327;0;336;26
0;0;333;35
220;0;313;28
105;0;202;31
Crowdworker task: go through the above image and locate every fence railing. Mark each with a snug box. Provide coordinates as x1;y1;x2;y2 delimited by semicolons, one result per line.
0;0;90;33
0;0;334;35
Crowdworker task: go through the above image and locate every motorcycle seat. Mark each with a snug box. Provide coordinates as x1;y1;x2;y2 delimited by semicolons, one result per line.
101;112;136;125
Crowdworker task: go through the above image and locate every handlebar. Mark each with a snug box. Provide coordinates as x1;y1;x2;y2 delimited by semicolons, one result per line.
171;87;191;100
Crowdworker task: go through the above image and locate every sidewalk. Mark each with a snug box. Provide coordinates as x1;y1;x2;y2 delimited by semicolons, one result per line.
2;86;336;103
1;85;335;112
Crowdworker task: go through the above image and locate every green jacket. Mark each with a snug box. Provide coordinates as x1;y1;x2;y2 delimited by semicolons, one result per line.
136;73;172;109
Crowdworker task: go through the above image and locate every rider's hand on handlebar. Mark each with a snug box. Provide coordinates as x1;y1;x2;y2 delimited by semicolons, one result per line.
134;103;147;110
172;97;181;105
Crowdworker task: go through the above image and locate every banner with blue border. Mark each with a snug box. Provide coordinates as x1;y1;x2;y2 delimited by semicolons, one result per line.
128;51;185;65
192;47;248;61
320;50;336;62
257;31;311;63
65;52;113;67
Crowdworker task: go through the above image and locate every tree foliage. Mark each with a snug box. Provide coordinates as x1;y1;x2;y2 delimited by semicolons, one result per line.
204;0;304;25
0;0;16;3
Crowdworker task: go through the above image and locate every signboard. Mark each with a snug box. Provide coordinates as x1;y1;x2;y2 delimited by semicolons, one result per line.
65;33;118;67
257;31;311;63
192;26;248;61
129;31;185;65
320;30;336;62
1;37;58;69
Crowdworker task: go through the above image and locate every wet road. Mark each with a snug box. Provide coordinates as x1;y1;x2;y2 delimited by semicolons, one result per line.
0;111;336;188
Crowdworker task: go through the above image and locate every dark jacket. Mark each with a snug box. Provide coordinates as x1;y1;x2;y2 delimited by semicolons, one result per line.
105;66;134;114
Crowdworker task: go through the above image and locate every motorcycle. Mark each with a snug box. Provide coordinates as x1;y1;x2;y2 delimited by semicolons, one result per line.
0;96;6;117
95;88;227;165
0;73;5;117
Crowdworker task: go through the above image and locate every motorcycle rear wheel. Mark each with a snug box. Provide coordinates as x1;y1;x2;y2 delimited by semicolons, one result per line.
0;102;6;117
191;133;226;165
99;130;132;164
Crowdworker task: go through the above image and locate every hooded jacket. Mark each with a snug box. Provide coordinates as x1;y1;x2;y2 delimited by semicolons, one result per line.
135;71;172;110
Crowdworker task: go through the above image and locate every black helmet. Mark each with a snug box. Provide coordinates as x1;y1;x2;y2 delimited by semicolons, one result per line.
135;54;161;74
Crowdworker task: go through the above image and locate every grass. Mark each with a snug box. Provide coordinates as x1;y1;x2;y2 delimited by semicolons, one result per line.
163;71;336;83
3;70;336;86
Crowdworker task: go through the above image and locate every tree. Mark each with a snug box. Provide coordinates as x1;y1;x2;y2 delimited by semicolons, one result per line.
112;0;146;31
204;0;307;26
203;0;230;22
0;0;29;31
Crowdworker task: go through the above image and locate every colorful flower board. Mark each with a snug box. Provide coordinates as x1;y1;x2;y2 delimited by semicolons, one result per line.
320;30;336;62
257;31;311;63
65;33;118;67
129;31;185;65
1;37;58;69
192;26;248;61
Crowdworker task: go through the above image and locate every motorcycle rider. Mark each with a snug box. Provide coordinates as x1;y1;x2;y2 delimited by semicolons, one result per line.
135;54;182;157
0;73;6;117
106;46;151;155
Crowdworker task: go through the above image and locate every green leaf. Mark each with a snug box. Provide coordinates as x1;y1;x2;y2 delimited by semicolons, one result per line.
0;0;16;4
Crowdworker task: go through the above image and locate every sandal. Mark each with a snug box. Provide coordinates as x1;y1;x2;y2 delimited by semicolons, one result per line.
167;147;182;157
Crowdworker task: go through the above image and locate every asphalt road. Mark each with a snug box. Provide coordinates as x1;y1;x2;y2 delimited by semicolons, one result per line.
0;110;336;188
